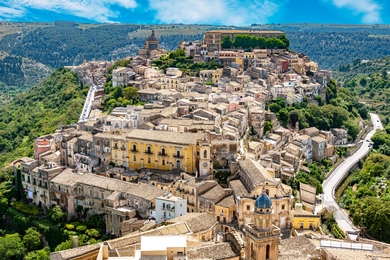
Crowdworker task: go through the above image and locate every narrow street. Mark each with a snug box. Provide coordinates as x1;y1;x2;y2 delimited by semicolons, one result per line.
322;113;383;240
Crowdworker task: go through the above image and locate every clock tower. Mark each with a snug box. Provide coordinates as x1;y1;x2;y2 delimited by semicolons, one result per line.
199;134;212;176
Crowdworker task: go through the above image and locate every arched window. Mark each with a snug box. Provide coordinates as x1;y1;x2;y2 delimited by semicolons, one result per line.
203;150;207;159
133;144;137;152
162;159;165;165
161;148;166;155
147;146;151;153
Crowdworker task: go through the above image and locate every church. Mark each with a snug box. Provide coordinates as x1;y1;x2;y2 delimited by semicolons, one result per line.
138;29;168;59
245;187;281;260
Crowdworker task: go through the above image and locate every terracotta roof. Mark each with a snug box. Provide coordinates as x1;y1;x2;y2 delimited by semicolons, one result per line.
50;170;165;201
199;184;225;202
108;222;191;250
229;179;249;197
216;195;235;208
50;244;100;260
187;242;239;260
127;129;203;145
279;236;320;260
167;213;217;233
239;158;274;187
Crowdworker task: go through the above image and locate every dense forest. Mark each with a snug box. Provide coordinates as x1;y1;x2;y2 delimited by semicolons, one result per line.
0;67;88;167
0;21;140;68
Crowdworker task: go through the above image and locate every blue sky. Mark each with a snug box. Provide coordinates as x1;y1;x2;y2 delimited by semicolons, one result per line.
0;0;389;25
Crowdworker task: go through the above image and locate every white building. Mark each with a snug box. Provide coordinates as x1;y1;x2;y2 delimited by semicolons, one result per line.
155;193;187;223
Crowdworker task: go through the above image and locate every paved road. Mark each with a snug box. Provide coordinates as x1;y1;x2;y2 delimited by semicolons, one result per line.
322;113;383;240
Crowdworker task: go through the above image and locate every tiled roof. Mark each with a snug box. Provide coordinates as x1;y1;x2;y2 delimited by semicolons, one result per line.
127;129;203;145
108;222;190;250
50;244;100;260
239;158;274;186
51;170;165;201
199;184;225;201
167;213;217;233
216;195;235;208
229;179;249;197
279;236;319;260
187;242;239;260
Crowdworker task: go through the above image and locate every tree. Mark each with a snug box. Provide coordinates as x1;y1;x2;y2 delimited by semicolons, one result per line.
360;77;367;86
0;233;26;260
15;168;24;201
221;36;233;49
23;227;41;251
268;103;281;113
122;87;138;101
49;206;66;223
264;121;273;133
278;108;290;126
289;110;300;126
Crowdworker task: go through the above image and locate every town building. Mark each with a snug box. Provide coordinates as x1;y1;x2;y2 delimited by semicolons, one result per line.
155;193;187;222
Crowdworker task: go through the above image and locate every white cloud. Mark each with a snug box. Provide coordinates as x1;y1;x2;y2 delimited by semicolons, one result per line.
1;0;137;22
148;0;282;26
328;0;382;23
0;6;25;19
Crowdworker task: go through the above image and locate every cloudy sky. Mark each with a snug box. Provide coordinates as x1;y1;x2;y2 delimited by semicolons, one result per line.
0;0;389;25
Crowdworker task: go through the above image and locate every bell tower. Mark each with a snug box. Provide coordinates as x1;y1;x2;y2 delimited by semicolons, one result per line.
245;188;280;260
199;134;212;176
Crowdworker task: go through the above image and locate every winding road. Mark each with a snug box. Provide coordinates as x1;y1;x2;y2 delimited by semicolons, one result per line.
322;113;383;240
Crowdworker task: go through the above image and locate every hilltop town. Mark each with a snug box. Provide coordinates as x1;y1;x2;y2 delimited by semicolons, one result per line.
13;29;386;260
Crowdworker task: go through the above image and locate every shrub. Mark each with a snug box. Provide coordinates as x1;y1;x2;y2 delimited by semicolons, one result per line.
76;225;87;233
85;229;100;238
65;224;75;230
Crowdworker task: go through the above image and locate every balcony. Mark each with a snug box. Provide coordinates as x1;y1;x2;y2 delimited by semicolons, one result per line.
161;206;175;212
144;150;153;155
158;152;168;157
174;154;183;158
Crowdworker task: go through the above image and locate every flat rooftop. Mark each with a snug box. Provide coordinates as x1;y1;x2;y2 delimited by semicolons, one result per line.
140;235;186;251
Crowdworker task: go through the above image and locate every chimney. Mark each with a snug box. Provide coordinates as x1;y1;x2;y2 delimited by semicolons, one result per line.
73;236;79;248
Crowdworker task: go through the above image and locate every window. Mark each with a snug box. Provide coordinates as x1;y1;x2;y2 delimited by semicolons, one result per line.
161;148;166;155
58;185;61;191
147;146;151;153
177;151;181;157
39;180;42;187
90;190;93;196
247;205;250;211
44;182;48;188
101;193;104;199
148;157;151;164
33;178;36;185
27;176;30;183
204;150;207;158
162;159;165;165
22;174;25;181
282;204;285;210
133;144;137;151
133;155;136;162
78;187;82;194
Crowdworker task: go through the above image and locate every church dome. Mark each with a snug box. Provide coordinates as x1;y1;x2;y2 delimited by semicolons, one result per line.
147;29;158;42
255;191;272;209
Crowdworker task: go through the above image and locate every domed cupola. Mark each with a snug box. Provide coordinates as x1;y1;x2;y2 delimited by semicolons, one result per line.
254;188;272;213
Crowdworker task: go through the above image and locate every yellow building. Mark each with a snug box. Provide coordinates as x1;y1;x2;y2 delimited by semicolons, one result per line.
292;203;320;230
214;195;236;224
125;129;208;174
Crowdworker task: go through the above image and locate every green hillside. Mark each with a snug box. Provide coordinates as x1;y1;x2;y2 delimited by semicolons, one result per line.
0;67;88;166
334;56;390;119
